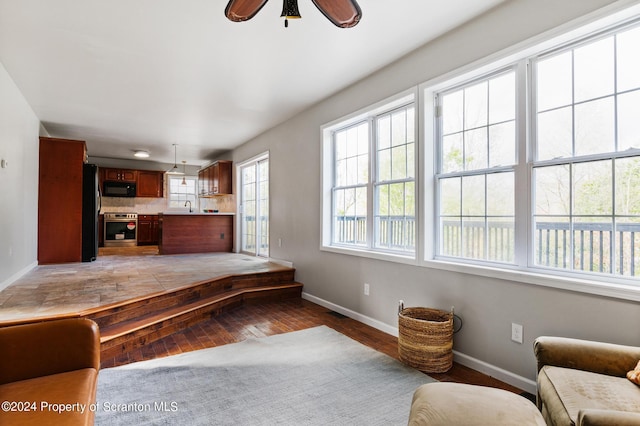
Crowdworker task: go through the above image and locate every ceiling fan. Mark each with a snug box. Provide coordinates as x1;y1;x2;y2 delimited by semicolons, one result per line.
225;0;362;28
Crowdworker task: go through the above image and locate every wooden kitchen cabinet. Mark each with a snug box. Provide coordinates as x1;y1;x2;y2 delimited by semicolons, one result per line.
199;160;232;196
103;168;137;182
158;213;233;254
38;137;86;264
137;214;159;245
136;171;164;198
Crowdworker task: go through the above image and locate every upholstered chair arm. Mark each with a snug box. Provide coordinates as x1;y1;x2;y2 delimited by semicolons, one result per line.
578;409;640;425
0;318;100;385
534;336;640;377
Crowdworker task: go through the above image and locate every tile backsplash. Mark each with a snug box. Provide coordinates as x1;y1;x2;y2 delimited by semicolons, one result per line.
101;194;236;215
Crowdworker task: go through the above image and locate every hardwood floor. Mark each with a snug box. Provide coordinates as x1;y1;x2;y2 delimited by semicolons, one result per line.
100;297;526;396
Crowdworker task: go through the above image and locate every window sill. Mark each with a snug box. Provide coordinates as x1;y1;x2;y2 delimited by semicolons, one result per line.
320;245;418;266
423;258;640;302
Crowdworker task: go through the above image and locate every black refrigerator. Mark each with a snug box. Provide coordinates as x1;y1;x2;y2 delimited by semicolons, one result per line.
82;164;101;262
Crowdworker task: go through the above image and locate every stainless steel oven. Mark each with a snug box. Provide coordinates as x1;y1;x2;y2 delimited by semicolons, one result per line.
104;212;138;247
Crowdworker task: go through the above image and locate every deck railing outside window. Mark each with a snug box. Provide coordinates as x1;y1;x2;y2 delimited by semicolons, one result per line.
335;216;640;276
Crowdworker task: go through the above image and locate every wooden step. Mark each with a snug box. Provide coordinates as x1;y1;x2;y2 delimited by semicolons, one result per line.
99;282;303;360
84;269;296;329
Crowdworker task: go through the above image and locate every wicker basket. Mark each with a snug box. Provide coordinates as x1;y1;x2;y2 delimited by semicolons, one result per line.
398;306;453;373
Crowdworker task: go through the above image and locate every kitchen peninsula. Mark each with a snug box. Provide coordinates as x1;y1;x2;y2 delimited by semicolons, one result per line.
158;212;234;255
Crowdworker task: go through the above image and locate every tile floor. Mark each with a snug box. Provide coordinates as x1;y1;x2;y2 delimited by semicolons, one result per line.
0;246;291;322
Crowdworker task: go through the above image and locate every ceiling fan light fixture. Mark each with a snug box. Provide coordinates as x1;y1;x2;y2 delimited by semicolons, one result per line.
280;0;301;27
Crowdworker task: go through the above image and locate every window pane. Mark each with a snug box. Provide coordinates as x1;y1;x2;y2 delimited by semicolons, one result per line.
462;175;485;216
573;217;613;273
487;172;514;216
391;145;407;180
464;81;488;129
378;115;391;149
392;109;407;147
335;131;347;160
378;148;391;181
573;160;612;216
440;177;461;216
537;51;572;111
464;128;488;170
537;107;573;160
574;37;614;102
442;91;463;135
377;185;389;216
617;26;640;92
489;72;515;124
487;217;515;263
407;142;415;178
534;216;571;269
615;217;640;276
407;107;415;143
489;121;515;167
389;183;405;216
574;97;615;156
462;218;486;259
617;90;640;151
440;217;461;257
615;157;640;215
442;134;463;173
534;165;570;215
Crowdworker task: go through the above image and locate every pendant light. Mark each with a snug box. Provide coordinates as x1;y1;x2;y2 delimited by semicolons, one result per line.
181;161;187;185
166;144;184;175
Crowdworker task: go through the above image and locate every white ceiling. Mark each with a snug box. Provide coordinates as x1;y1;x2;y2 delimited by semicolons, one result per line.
0;0;505;166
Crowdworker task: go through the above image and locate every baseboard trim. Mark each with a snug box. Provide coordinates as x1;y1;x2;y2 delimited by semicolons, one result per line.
452;351;537;395
301;292;398;336
0;261;37;292
302;291;537;395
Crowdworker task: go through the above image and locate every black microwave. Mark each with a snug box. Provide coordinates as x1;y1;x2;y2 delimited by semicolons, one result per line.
103;181;137;197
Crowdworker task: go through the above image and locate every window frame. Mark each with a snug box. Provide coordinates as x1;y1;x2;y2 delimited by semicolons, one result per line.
320;4;640;301
420;9;640;301
321;89;419;264
166;175;199;211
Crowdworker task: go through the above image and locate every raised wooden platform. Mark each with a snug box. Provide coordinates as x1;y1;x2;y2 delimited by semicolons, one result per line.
90;270;301;360
0;267;302;361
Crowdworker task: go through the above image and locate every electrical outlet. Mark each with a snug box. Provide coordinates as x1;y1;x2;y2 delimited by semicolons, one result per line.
511;323;523;344
364;283;370;296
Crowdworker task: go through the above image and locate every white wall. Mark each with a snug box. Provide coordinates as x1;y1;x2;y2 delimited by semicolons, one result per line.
0;61;41;289
232;0;640;392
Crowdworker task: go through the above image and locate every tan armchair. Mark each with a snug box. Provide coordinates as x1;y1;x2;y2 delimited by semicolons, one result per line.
0;318;100;426
534;336;640;426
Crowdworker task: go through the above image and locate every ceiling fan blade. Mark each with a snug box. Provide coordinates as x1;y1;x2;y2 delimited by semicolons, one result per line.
311;0;362;28
225;0;269;22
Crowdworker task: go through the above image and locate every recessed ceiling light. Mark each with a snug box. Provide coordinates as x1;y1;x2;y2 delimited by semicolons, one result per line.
133;150;150;158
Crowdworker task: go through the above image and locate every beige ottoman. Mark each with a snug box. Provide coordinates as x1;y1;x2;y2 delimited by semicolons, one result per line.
408;382;546;425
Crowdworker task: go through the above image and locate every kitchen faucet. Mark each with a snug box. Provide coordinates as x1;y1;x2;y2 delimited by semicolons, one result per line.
185;200;192;212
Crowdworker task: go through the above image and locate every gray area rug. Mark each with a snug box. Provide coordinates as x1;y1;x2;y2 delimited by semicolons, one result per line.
96;326;434;425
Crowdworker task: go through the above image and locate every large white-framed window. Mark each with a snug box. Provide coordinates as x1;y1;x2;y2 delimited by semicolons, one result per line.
321;91;417;260
531;22;640;277
239;153;269;257
436;68;517;264
320;5;640;299
430;17;640;286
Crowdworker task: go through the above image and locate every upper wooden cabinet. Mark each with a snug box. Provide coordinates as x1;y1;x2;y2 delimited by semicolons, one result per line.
103;168;137;182
137;171;164;198
199;160;232;196
100;167;164;198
